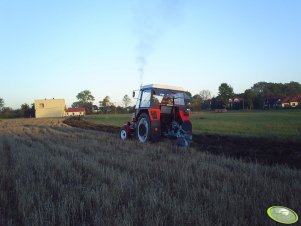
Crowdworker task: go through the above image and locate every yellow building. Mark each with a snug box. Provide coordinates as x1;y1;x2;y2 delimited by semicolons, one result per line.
35;99;65;118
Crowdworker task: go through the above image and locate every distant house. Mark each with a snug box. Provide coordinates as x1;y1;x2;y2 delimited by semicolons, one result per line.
92;105;100;113
228;97;244;110
289;95;301;108
280;95;301;108
65;108;86;117
35;99;65;118
280;97;291;108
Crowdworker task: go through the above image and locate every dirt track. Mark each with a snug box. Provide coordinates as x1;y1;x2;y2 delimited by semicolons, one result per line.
63;117;301;169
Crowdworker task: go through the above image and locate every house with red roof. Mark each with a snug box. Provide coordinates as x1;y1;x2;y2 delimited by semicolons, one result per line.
280;97;291;108
65;108;86;117
280;95;301;108
289;95;301;108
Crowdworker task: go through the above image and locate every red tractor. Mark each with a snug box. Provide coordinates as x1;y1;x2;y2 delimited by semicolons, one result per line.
120;84;192;146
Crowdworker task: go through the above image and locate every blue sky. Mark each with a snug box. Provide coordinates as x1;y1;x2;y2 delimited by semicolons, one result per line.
1;0;300;108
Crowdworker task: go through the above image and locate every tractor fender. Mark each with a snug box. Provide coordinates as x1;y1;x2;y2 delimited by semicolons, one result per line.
135;110;161;142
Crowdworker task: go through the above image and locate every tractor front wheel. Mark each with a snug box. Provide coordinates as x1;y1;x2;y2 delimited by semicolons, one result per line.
136;113;151;143
120;126;129;140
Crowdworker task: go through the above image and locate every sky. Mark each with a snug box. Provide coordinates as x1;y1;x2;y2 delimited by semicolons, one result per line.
1;0;300;109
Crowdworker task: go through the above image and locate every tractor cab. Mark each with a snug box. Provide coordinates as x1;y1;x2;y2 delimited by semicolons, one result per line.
120;84;192;146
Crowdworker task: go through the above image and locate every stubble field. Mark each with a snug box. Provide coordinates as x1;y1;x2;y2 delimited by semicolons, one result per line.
0;118;300;226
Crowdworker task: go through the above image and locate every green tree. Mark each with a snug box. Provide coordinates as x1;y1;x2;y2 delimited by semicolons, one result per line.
285;81;301;96
191;94;201;111
251;82;269;109
72;101;81;108
251;81;301;99
100;96;112;113
20;103;31;118
0;98;4;110
122;94;131;108
210;96;223;110
102;96;111;107
116;106;127;113
218;83;234;108
76;90;95;103
251;82;266;95
75;90;95;114
83;102;93;114
244;89;256;110
0;107;14;118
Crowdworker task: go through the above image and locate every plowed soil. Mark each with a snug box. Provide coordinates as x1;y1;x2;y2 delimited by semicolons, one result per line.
63;117;301;169
64;117;120;133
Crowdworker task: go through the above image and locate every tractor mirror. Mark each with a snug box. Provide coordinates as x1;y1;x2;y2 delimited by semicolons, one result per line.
132;91;135;98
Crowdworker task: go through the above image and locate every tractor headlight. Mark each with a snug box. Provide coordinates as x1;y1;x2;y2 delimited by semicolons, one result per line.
184;109;190;115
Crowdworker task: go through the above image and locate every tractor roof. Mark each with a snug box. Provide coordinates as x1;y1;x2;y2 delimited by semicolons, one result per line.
141;84;184;91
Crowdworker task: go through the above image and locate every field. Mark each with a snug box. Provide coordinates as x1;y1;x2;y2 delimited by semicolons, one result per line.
86;110;301;138
0;117;300;225
83;110;301;168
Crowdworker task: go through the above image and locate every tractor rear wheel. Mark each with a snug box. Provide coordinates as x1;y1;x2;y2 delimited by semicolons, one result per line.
136;113;151;143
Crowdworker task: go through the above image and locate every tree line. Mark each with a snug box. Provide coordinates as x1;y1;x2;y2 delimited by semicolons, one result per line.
0;99;35;118
75;81;301;114
189;81;301;111
1;81;300;118
71;90;133;114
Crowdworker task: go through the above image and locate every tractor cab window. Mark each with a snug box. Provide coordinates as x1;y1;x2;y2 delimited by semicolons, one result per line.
152;89;186;106
140;89;151;108
135;91;141;109
174;93;185;105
